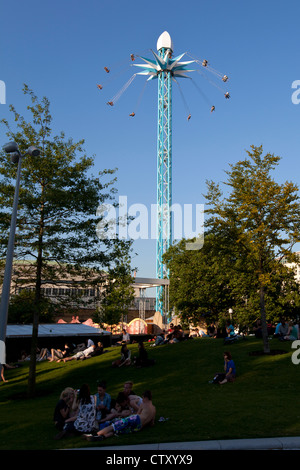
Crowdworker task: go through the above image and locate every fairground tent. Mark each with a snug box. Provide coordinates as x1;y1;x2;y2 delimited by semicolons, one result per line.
6;323;110;338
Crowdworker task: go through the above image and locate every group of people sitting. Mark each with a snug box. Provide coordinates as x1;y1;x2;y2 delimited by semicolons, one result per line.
253;318;299;341
151;322;218;345
54;380;156;441
271;319;299;341
112;340;155;368
152;324;188;346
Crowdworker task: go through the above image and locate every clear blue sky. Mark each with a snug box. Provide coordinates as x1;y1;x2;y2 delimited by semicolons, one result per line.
1;0;300;281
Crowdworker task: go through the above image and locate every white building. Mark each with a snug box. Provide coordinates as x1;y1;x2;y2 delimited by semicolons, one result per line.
282;251;300;283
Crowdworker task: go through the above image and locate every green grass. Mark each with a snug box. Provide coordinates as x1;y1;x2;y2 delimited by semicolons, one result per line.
1;336;299;450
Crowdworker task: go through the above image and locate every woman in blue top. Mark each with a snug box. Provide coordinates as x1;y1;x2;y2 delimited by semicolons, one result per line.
219;351;236;384
226;321;235;337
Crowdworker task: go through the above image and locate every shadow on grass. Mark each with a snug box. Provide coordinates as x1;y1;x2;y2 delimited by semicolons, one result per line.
1;336;298;450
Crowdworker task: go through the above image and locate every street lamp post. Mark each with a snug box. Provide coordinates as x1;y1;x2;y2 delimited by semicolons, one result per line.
0;142;40;364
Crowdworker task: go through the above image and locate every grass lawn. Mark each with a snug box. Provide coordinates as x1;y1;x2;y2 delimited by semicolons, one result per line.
0;335;299;450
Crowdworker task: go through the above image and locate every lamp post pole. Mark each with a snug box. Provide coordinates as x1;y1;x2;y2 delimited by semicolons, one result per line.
0;143;40;365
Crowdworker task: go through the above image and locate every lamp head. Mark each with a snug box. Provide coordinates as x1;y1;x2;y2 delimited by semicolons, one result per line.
3;142;19;154
26;146;40;157
3;142;40;157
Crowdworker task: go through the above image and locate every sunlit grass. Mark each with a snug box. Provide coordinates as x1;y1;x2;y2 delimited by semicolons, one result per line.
0;336;298;449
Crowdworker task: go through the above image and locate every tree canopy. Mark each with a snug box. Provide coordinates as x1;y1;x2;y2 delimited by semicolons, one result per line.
165;145;300;353
0;85;133;394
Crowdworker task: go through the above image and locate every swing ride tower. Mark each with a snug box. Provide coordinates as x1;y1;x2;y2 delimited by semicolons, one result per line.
132;31;195;315
99;31;230;317
156;36;173;315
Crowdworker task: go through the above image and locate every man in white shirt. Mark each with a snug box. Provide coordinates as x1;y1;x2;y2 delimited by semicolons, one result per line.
63;344;95;362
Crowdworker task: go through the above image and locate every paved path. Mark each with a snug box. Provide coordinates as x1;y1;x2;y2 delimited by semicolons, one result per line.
76;436;300;451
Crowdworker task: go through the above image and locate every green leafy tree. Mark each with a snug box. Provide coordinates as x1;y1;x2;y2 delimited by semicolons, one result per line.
164;234;234;325
8;289;55;324
205;145;300;352
93;247;135;331
165;232;300;333
0;85;133;395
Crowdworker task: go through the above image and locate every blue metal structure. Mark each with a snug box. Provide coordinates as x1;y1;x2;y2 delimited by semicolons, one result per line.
156;47;173;314
100;31;230;316
133;32;195;314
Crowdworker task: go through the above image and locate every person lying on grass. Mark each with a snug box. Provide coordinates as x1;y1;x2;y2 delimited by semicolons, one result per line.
83;390;156;441
63;344;96;362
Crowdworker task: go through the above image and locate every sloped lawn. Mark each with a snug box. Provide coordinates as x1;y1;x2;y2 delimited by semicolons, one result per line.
0;336;298;450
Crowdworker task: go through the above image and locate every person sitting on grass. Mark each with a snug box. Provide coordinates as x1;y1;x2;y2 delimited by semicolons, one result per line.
132;341;155;367
284;321;299;341
207;323;217;338
112;343;131;367
219;351;236;384
83;390;156;441
123;380;136;397
128;394;143;412
115;328;131;346
226;320;235;337
98;391;132;424
95;380;111;422
275;319;289;340
55;383;97;439
53;387;77;431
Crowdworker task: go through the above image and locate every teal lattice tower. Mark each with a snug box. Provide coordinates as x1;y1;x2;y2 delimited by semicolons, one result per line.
133;32;195;314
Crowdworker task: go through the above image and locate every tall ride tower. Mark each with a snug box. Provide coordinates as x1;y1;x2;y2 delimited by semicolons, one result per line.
133;32;195;314
100;32;230;316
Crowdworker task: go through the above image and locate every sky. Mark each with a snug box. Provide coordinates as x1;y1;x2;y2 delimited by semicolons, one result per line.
1;0;300;284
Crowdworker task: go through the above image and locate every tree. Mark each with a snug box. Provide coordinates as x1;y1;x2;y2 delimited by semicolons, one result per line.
93;244;135;332
164;234;234;325
165;232;300;334
8;289;55;324
0;85;133;395
205;145;300;352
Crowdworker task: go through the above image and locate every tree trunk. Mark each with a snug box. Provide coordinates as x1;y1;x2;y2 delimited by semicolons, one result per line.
27;197;44;397
27;305;39;397
260;283;270;354
27;251;42;397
